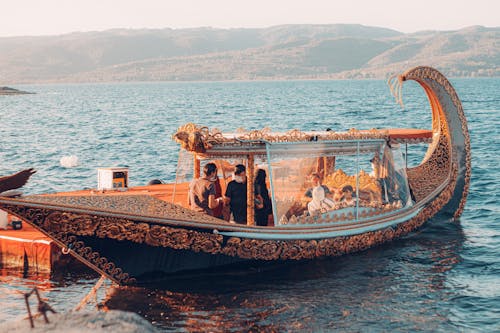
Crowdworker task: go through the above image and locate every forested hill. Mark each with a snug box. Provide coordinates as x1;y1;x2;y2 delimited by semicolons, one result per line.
1;24;498;83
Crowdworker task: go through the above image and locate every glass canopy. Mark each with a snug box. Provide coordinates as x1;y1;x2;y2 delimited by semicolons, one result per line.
265;140;412;226
174;138;413;226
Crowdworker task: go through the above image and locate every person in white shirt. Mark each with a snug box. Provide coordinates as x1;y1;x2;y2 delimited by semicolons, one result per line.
307;173;335;215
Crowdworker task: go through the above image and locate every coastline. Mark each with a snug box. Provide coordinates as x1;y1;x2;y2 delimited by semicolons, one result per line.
0;87;34;95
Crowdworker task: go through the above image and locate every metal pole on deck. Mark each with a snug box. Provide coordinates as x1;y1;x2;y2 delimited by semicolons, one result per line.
193;154;200;179
266;143;278;226
171;149;183;204
246;154;255;226
405;143;408;169
356;141;360;221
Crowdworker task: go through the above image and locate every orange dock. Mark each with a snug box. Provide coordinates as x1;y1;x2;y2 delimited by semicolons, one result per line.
0;184;189;275
0;216;72;274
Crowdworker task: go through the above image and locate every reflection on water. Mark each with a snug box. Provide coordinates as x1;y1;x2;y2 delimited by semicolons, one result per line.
0;268;98;323
98;218;467;332
0;269;54;321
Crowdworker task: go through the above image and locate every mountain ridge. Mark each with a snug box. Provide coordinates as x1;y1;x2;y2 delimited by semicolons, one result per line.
1;24;498;83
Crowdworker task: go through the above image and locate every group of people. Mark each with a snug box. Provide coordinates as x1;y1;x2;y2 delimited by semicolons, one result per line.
305;172;355;216
189;163;359;224
188;163;272;226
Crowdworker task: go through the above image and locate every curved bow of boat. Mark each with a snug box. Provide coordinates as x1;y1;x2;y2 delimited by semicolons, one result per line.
400;66;471;219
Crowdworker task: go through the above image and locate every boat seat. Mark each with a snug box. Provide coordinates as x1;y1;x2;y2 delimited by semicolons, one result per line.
323;169;382;203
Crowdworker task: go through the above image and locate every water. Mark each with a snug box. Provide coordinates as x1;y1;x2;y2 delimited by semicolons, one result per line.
0;78;499;331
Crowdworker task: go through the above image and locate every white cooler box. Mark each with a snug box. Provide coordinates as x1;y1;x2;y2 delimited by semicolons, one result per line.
97;167;129;190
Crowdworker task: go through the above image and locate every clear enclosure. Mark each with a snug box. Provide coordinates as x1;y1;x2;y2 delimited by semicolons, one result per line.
265;140;412;226
173;138;413;226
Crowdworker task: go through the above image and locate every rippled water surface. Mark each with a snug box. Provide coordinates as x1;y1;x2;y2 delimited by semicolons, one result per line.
0;78;499;331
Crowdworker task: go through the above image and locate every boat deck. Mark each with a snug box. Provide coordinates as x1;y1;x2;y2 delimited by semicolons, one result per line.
37;183;183;203
25;183;226;224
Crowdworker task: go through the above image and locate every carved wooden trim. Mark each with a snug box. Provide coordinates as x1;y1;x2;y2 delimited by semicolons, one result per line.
173;123;390;152
407;132;450;202
0;204;135;285
401;66;471;218
0;165;456;283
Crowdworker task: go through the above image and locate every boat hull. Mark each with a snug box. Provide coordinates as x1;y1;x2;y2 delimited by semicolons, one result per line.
0;189;450;285
81;236;248;282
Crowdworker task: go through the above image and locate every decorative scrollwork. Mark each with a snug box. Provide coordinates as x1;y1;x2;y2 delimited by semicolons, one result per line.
173;123;226;153
0;203;135;285
401;66;471;219
407;126;451;202
238;127;390;143
173;123;392;148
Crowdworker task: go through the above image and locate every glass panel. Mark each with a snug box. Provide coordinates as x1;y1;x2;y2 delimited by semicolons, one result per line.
379;144;413;207
172;148;193;205
174;148;195;185
266;140;412;226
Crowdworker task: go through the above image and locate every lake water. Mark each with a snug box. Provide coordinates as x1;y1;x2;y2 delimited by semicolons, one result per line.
0;78;499;331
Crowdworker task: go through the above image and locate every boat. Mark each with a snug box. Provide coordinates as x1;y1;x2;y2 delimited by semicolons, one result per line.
0;66;470;285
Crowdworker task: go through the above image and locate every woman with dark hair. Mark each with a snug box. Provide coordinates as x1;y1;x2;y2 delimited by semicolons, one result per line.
254;169;272;226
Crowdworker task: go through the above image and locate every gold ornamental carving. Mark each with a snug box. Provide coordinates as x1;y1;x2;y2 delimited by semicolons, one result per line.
173;123;391;151
400;66;471;219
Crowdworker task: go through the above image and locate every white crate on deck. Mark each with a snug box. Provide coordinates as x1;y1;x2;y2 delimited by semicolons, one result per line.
97;167;129;190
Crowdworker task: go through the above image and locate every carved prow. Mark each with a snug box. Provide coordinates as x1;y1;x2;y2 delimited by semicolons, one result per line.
401;66;471;219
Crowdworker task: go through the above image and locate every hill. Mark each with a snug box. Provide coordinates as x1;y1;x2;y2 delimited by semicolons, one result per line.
0;24;498;83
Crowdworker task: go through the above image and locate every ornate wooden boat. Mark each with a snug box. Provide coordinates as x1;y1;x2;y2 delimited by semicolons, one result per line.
0;67;470;285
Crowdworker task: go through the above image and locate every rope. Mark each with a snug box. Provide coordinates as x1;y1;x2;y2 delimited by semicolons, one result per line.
388;73;405;109
74;275;108;311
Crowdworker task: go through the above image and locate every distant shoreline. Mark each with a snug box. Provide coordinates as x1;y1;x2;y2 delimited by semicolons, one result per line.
4;75;499;86
0;86;34;95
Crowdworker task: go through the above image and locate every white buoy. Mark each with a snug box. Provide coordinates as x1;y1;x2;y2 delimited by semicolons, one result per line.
60;155;79;168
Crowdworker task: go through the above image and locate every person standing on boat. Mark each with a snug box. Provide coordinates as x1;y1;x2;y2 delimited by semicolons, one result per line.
225;164;247;224
189;163;223;216
254;169;272;226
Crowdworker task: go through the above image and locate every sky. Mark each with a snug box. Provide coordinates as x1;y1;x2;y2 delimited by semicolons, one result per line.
1;0;499;37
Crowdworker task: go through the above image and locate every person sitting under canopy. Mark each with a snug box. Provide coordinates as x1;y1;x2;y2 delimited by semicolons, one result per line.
306;173;335;215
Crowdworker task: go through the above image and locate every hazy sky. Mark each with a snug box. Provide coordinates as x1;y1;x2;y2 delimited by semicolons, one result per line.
2;0;499;37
